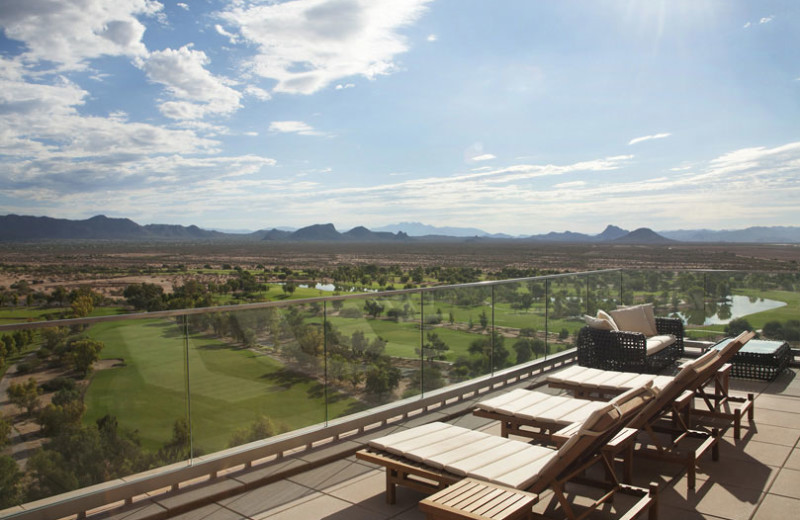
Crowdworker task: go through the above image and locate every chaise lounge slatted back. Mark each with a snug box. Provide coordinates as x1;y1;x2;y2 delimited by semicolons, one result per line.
525;381;658;494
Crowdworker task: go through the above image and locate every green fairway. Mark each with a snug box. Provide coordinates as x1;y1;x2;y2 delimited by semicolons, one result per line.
84;318;365;453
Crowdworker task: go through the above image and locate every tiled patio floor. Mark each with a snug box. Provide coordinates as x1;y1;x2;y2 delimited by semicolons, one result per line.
100;365;800;520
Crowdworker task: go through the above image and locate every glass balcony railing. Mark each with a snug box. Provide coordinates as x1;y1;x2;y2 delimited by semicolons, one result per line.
0;268;798;515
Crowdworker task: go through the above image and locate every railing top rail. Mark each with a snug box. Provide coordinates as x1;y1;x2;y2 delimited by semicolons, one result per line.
0;268;623;332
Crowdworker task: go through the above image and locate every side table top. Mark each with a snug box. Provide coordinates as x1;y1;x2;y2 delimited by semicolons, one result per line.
712;337;788;355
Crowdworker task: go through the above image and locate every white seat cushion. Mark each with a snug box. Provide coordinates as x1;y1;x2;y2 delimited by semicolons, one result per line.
645;334;676;356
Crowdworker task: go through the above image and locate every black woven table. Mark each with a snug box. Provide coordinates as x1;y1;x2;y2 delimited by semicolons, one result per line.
712;338;791;381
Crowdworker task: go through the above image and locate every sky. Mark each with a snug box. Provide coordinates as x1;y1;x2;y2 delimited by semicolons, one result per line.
0;0;799;236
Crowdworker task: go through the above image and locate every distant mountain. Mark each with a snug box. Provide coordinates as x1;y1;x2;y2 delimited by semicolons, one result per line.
596;225;629;241
613;228;673;244
528;230;594;242
660;226;800;243
2;214;799;244
290;223;342;241
260;223;409;242
0;214;223;241
527;225;630;243
374;221;491;237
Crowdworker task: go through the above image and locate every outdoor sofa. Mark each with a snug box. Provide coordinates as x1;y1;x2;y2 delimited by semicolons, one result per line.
578;303;684;373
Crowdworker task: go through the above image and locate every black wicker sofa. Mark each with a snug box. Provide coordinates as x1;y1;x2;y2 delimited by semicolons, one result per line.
577;304;684;373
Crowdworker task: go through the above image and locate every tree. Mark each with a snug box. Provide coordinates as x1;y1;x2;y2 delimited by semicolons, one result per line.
404;365;445;397
513;338;534;364
228;415;284;448
7;378;42;415
0;414;11;448
69;338;104;377
363;299;385;319
365;359;401;401
420;332;449;362
38;400;86;437
0;456;22;508
123;283;165;311
70;293;94;318
158;418;192;463
725;318;752;336
282;282;296;296
479;310;489;330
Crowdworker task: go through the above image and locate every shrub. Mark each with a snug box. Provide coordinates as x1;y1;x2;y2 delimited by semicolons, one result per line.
725;318;752;336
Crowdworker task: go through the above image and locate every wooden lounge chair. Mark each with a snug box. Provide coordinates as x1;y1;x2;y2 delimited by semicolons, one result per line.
356;383;659;520
547;331;756;439
475;348;725;490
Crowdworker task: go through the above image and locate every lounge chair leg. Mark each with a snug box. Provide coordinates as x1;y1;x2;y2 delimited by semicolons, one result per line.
747;393;755;422
648;483;659;520
734;409;742;441
387;469;397;505
687;452;696;490
712;428;720;461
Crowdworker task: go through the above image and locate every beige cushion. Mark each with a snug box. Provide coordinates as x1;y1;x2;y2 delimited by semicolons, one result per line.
584;314;614;330
641;304;658;334
609;304;658;336
597;310;618;330
645;335;676;355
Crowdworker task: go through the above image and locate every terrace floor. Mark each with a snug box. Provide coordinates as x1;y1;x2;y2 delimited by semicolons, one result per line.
96;362;800;520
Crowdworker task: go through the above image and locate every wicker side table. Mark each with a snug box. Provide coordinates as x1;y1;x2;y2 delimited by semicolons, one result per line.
418;478;537;520
712;338;790;381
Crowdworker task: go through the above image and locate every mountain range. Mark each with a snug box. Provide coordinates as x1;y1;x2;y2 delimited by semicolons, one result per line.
1;214;799;244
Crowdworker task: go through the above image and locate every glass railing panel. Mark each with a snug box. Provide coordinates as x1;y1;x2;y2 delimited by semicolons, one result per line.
325;293;420;408
492;279;548;365
187;305;326;453
1;319;189;507
324;292;419;408
732;271;800;347
546;275;586;356
418;284;493;391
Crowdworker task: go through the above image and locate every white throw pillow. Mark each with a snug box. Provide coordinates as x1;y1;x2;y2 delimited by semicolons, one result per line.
596;310;618;330
584;314;614;330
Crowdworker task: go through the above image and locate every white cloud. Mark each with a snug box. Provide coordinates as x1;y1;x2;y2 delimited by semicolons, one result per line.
336;83;356;90
0;0;162;70
471;154;496;162
136;45;242;120
268;120;322;136
244;85;272;100
218;0;433;95
0;61;280;204
427;34;437;42
214;23;239;43
744;15;774;29
177;3;188;10
628;132;671;145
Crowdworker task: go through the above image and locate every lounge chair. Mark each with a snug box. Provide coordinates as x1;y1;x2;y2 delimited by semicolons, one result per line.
548;331;756;439
476;348;725;490
356;383;659;520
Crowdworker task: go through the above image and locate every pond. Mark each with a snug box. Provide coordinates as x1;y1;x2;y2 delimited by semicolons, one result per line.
680;295;787;326
298;283;377;293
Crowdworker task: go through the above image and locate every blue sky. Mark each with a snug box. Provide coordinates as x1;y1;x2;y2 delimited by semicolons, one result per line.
0;0;798;235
